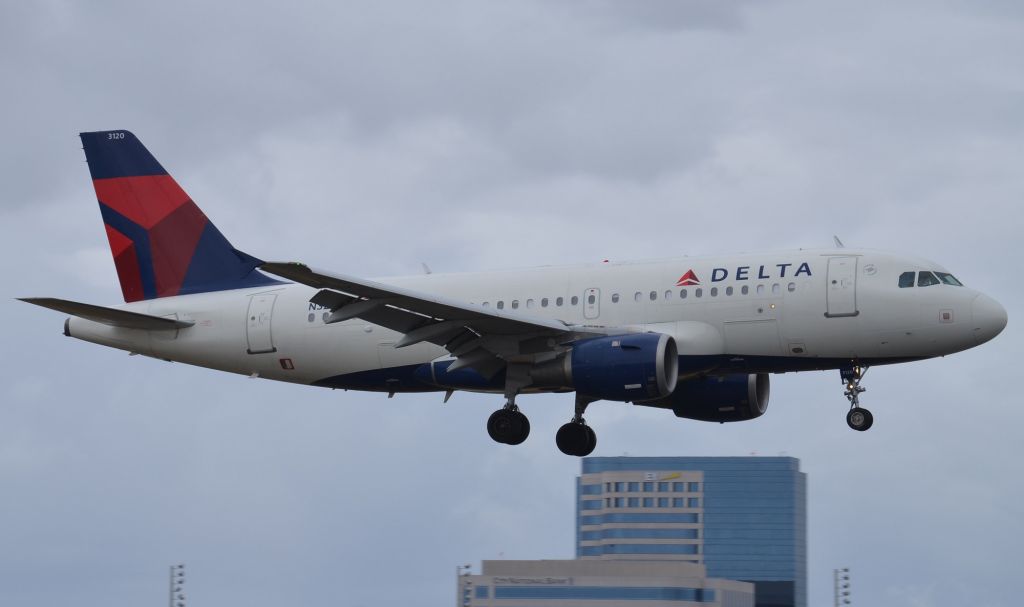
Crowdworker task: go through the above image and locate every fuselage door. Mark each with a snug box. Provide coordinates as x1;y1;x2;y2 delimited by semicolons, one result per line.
246;294;278;354
825;256;858;318
583;288;600;320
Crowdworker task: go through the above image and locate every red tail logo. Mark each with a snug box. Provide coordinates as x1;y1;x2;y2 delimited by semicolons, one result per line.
676;269;701;286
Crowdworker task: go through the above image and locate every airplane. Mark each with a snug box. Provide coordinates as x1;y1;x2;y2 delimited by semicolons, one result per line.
21;130;1008;456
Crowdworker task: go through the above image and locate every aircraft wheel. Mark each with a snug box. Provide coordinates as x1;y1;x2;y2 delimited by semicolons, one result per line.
487;409;530;445
846;407;874;432
556;422;596;456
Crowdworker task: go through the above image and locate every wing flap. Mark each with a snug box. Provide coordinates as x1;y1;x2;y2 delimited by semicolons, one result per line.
19;297;194;331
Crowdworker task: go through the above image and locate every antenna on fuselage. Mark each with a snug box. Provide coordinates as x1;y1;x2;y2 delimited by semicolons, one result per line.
833;235;845;248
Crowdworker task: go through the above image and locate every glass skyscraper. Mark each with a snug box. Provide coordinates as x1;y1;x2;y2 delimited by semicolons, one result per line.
577;457;806;607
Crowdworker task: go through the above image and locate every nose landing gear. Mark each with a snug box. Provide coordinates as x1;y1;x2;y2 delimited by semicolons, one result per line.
841;365;873;431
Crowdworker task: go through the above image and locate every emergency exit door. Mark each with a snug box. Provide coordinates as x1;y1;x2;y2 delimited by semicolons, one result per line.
246;294;278;354
825;257;858;318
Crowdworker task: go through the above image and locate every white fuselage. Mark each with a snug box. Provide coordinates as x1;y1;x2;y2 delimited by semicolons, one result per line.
65;248;1004;392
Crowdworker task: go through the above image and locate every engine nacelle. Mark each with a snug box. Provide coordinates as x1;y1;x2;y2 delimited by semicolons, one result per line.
532;333;678;402
642;373;770;422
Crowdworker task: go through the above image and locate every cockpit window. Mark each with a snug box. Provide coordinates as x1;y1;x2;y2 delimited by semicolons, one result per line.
935;272;963;286
918;271;940;287
898;272;915;288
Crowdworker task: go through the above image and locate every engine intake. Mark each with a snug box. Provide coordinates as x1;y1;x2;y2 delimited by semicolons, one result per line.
642;373;770;422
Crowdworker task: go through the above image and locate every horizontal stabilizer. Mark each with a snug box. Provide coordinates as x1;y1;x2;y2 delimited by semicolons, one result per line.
19;297;194;331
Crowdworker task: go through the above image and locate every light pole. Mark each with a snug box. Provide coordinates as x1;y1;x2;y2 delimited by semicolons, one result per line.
456;564;472;607
169;563;185;607
833;568;850;607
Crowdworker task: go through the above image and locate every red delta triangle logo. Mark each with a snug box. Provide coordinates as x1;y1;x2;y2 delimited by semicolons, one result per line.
676;269;700;286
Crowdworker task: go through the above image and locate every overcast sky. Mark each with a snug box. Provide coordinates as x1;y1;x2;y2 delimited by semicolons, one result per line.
2;1;1021;606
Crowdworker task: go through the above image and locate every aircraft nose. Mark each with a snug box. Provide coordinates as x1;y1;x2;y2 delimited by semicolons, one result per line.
971;293;1008;345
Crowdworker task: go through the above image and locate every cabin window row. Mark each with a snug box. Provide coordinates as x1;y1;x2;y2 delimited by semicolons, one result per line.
479;283;797;310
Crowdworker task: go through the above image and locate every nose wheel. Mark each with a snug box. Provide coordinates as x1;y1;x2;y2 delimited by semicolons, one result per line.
841;365;873;431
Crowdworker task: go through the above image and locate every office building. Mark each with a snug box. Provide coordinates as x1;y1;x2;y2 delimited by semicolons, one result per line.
577;457;806;607
459;559;753;607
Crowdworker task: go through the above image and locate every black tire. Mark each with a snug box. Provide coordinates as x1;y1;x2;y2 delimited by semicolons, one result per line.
505;411;530;445
846;407;874;431
556;423;593;456
487;410;511;444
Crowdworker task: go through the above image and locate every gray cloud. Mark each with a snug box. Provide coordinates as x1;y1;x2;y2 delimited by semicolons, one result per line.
2;0;1022;606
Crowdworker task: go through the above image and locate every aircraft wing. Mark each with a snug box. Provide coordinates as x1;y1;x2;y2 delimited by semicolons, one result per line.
261;262;602;377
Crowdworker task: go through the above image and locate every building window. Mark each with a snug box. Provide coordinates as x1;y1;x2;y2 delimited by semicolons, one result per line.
614;497;624;507
673;482;685;492
615;482;626;492
689;482;700;492
658;482;670;492
643;482;654;492
688;497;700;507
643;497;654;507
673;497;685;507
628;482;639;492
628;497;639;507
658;497;670;507
605;482;612;492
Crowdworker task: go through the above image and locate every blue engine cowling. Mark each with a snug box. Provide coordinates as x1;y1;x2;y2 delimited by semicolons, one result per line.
642;373;770;422
568;333;678;402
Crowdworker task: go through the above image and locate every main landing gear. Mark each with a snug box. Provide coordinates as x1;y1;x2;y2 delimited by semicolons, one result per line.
841;365;873;431
487;401;530;445
555;396;597;457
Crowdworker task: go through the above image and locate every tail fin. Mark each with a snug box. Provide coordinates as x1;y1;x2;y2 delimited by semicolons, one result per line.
80;130;278;302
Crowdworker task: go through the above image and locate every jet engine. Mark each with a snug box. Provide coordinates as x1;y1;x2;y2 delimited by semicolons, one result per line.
641;373;770;422
531;333;678;402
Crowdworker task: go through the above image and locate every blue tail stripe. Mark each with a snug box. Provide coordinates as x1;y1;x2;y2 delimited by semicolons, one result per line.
80;131;167;180
180;223;279;295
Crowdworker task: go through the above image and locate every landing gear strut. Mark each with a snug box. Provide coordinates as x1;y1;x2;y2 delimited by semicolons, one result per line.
487;364;531;445
841;365;873;431
556;396;597;457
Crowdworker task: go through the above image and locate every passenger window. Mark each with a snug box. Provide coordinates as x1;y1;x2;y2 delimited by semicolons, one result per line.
710;287;718;297
526;299;535;308
611;293;620;303
497;301;504;310
482;302;490;308
556;297;564;307
725;286;733;296
935;272;964;286
898;272;915;288
756;284;765;295
772;283;780;294
680;289;687;299
741;285;749;295
571;296;579;306
541;298;548;307
787;282;796;292
695;288;703;298
918;271;940;287
587;294;596;305
665;290;673;300
649;291;657;301
511;300;520;309
634;292;642;302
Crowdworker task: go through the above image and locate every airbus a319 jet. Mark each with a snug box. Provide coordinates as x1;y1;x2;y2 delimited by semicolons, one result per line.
22;131;1008;456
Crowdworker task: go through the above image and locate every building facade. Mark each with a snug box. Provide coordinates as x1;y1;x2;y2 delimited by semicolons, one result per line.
577;457;806;607
460;559;753;607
